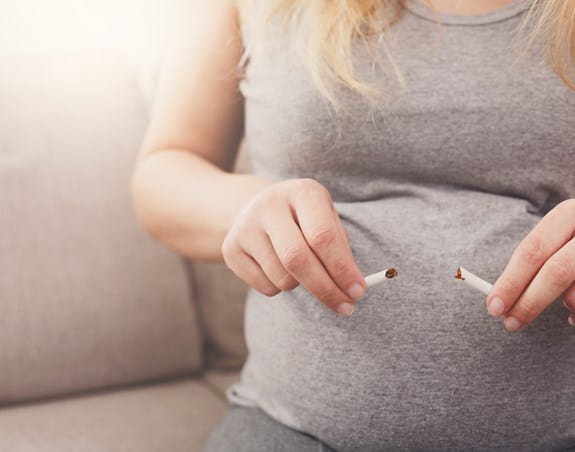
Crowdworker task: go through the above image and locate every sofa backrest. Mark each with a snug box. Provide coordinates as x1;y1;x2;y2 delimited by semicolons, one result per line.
0;53;203;405
188;261;248;369
188;143;253;370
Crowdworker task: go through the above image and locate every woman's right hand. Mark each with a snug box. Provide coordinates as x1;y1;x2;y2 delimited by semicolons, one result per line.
222;178;366;316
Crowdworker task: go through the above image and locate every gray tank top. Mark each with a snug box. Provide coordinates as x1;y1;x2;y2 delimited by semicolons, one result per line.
228;1;575;450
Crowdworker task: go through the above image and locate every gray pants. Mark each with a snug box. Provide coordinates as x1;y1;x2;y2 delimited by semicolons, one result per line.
203;404;338;452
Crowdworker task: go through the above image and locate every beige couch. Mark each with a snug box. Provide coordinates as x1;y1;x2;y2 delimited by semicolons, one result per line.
0;53;249;451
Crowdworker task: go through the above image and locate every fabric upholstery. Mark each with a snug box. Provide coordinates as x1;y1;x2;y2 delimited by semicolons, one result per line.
187;143;252;370
0;377;225;452
188;261;248;369
0;53;202;404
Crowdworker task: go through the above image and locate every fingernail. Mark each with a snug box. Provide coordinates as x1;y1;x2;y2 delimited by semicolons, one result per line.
568;316;575;327
336;302;355;316
488;297;505;317
504;316;522;332
347;283;365;301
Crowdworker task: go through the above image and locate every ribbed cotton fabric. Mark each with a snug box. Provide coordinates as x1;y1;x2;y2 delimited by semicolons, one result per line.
228;1;575;450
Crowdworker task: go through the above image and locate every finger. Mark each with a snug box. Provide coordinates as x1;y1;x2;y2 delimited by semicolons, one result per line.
569;314;575;327
292;187;366;301
562;281;575;312
223;246;280;297
563;285;575;312
336;214;350;243
334;215;366;297
264;204;355;316
487;200;575;317
503;237;575;331
242;230;299;291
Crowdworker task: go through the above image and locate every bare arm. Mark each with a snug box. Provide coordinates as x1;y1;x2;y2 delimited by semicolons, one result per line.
132;0;273;261
132;0;367;314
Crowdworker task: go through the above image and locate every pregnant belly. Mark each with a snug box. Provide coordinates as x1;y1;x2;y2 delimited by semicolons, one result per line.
233;190;575;451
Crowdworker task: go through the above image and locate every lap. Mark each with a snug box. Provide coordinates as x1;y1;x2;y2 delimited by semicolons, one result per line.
203;404;337;452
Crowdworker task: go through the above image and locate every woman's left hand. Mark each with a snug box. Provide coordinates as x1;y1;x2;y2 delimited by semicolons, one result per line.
486;199;575;331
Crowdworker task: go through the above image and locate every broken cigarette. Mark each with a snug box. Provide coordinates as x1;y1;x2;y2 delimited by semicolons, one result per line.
365;267;398;288
454;267;493;295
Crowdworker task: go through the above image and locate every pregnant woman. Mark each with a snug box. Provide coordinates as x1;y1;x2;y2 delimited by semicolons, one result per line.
132;0;575;450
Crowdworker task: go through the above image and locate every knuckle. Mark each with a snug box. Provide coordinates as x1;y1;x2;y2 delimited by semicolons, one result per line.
258;191;282;212
222;252;234;271
556;199;575;216
545;257;574;287
316;288;343;307
231;221;251;239
221;237;239;263
543;201;574;226
298;178;320;190
331;259;350;277
281;246;309;272
299;178;331;198
514;298;540;322
516;237;546;267
498;274;521;293
308;225;337;250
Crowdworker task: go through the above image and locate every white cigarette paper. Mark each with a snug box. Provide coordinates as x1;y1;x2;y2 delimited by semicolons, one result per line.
365;268;398;288
454;267;493;295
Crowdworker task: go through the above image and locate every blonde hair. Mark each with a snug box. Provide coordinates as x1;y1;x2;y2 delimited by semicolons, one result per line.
239;0;575;105
520;0;575;90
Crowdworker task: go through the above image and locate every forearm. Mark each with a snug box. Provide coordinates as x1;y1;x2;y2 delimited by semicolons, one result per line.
131;149;274;261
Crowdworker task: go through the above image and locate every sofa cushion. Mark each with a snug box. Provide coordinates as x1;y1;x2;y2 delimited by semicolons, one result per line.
0;377;226;452
186;144;253;370
0;53;202;404
188;261;249;369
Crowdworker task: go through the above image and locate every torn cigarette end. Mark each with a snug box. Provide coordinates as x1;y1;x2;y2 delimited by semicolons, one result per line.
454;267;465;281
454;266;493;296
385;268;399;279
365;267;399;289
